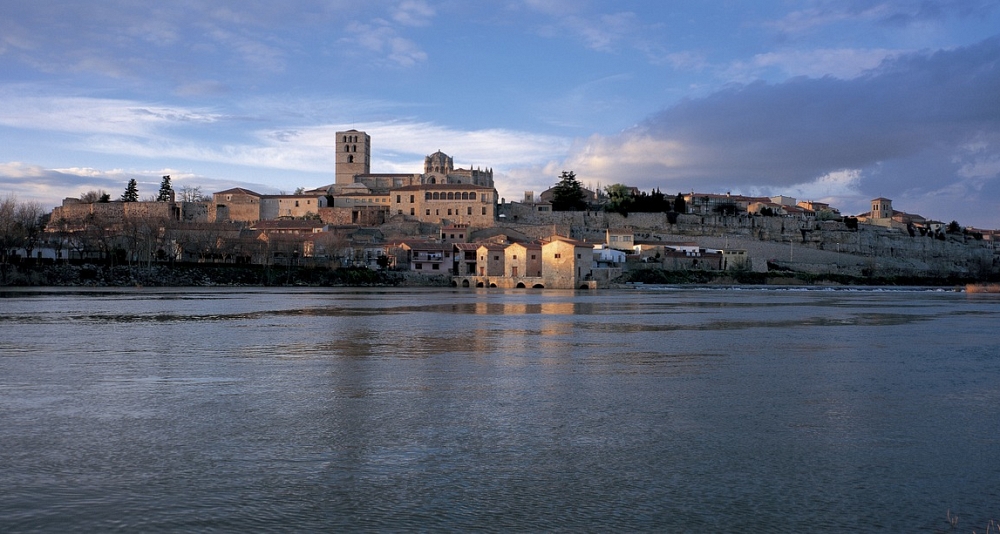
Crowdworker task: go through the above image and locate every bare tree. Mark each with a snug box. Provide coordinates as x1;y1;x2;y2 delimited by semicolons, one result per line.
80;190;110;203
15;201;45;259
0;194;20;276
179;185;205;203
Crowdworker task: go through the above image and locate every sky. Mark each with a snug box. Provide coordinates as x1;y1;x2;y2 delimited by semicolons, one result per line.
2;0;999;228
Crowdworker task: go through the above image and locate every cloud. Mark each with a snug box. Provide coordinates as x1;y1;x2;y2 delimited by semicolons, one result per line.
765;0;1000;35
551;36;1000;226
343;20;428;67
0;92;224;136
0;162;282;209
392;0;436;26
730;48;906;80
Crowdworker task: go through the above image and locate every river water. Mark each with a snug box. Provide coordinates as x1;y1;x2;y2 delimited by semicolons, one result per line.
1;287;998;532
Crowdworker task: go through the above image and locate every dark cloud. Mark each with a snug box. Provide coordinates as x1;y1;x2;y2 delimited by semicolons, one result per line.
638;35;997;181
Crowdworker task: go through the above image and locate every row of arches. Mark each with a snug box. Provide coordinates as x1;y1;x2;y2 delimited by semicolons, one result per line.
344;145;358;152
426;191;476;200
342;135;360;143
453;279;546;289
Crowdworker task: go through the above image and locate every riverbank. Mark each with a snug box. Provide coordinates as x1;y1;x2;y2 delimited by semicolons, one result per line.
614;267;988;288
1;262;992;288
0;263;453;287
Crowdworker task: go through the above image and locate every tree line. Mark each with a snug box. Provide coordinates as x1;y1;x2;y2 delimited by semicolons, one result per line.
549;171;685;215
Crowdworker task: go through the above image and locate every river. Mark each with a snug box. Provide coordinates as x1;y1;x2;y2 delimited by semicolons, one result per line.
1;287;998;532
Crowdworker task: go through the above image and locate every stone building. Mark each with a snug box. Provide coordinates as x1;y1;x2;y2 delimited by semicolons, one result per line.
326;129;493;194
541;236;594;289
311;129;498;229
260;194;327;220
212;188;263;223
389;184;497;227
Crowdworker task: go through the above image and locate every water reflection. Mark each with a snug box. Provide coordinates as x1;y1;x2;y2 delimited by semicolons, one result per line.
1;288;999;532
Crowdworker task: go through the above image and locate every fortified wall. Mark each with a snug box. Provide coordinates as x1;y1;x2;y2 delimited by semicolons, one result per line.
496;203;997;278
51;200;210;229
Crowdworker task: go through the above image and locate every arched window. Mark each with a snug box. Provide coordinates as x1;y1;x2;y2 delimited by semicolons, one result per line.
425;192;431;200
462;192;469;200
342;135;347;143
432;192;439;200
348;155;354;163
447;192;454;200
469;193;476;200
352;145;356;152
344;145;350;152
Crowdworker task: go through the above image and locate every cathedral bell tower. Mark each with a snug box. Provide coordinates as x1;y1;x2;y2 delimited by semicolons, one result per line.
336;130;371;186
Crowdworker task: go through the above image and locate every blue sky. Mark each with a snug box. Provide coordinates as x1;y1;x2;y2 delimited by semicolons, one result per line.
2;0;999;227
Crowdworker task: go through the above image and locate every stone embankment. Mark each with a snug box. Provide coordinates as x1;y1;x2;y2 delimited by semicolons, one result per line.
495;205;997;279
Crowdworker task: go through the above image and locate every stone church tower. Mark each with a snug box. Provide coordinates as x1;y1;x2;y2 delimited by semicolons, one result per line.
871;197;893;219
336;130;371;186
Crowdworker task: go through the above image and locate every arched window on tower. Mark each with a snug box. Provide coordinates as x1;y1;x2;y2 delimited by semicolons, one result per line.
348;155;354;163
344;145;350;152
352;145;357;152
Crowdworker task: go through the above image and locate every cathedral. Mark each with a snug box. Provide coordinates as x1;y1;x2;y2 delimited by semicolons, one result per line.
311;129;497;227
327;129;493;194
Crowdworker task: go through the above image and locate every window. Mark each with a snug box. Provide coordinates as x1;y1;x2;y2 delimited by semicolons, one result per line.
513;255;517;259
482;207;487;215
448;209;452;216
426;209;430;215
396;195;401;203
436;209;439;215
410;195;414;203
467;207;472;215
410;208;415;215
577;254;582;259
555;253;562;258
432;263;439;270
470;193;476;200
494;255;499;260
531;254;536;260
415;263;422;270
295;201;300;207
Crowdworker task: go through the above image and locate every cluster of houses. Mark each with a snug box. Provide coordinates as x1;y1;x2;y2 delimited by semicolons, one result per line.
29;128;996;287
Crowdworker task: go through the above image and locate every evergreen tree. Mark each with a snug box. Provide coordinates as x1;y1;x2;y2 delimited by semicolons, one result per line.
121;179;139;202
156;175;173;202
673;192;686;214
550;171;587;211
603;183;634;216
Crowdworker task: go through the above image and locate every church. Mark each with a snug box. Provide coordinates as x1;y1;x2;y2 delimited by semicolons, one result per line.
308;129;498;227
